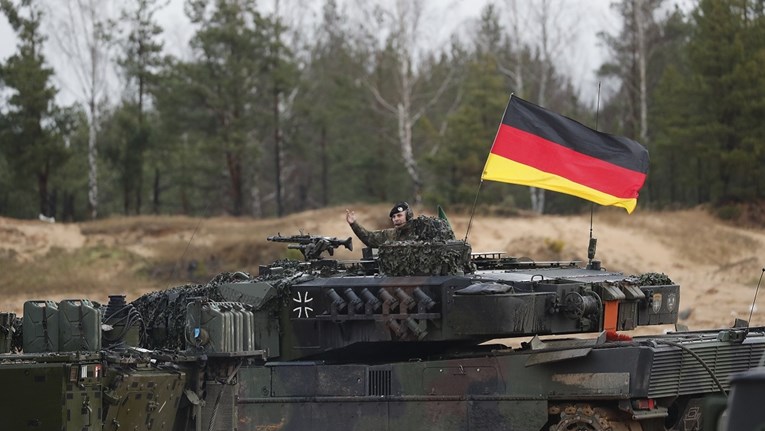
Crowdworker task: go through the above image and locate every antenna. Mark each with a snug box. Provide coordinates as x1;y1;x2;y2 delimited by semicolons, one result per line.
748;268;764;325
167;217;205;288
166;200;212;288
587;83;602;270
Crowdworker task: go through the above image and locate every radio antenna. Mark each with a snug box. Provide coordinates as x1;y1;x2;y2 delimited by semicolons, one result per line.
587;83;602;269
166;201;211;288
748;268;764;325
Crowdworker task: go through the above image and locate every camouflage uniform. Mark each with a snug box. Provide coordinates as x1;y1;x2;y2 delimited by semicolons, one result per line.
350;215;455;248
349;221;418;248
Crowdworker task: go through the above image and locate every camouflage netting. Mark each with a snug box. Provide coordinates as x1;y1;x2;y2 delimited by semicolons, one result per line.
377;216;472;276
254;260;320;309
131;265;319;351
407;215;456;241
132;272;247;350
378;240;474;276
256;259;320;285
625;272;674;286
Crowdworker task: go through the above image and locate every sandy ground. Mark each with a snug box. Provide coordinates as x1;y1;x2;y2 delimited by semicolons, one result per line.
0;216;86;261
1;206;763;333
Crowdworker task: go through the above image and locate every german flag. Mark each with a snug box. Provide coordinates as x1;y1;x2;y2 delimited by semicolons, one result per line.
482;96;649;213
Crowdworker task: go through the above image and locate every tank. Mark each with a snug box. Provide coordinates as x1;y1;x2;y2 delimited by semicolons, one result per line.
1;224;764;431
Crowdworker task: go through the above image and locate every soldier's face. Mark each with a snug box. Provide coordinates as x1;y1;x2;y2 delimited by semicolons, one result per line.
391;211;407;227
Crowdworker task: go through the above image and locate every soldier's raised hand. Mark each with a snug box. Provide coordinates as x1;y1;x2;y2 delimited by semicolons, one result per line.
345;209;356;224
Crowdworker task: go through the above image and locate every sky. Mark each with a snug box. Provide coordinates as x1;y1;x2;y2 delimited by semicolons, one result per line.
151;0;621;104
0;0;694;108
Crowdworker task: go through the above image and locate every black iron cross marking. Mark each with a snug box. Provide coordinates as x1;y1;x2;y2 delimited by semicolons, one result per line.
292;291;314;318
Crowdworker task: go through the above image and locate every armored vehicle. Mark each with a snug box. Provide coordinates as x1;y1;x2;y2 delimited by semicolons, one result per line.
1;225;764;431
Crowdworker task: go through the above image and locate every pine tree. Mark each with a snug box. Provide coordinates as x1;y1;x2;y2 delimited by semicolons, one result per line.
154;0;268;216
288;0;377;209
112;0;165;215
0;0;69;218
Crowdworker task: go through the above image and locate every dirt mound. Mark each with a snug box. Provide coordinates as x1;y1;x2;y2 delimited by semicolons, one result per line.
0;216;86;262
1;205;764;333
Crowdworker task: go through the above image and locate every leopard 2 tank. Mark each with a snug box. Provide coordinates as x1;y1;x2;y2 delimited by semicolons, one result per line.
1;223;763;431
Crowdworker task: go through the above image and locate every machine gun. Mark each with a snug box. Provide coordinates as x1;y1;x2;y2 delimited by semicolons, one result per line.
267;234;353;260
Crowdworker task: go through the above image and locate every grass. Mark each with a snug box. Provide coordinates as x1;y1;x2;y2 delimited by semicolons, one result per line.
0;247;157;308
0;208;356;305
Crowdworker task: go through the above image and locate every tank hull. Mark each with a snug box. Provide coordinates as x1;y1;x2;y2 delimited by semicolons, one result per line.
2;328;763;431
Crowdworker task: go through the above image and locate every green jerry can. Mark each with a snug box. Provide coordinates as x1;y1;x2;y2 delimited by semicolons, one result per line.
59;299;102;352
22;300;59;352
186;301;257;353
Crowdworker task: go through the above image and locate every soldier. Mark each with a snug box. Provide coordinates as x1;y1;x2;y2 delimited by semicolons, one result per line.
345;202;417;247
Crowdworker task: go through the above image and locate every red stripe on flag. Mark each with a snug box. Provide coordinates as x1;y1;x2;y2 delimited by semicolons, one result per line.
491;124;646;199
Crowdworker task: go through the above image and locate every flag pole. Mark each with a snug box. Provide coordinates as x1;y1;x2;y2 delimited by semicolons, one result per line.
463;180;483;242
466;94;515;243
481;93;514;173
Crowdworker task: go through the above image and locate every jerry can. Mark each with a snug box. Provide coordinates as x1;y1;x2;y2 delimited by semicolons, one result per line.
22;300;59;352
58;299;102;352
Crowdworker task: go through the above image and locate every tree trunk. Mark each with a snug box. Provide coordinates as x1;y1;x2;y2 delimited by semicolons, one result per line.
272;0;284;217
152;167;160;214
226;152;243;216
250;182;262;218
362;0;434;206
63;191;75;222
273;86;283;217
136;168;143;215
51;0;108;220
37;165;49;217
529;0;557;215
397;102;423;205
320;126;328;207
123;180;129;215
87;111;98;219
636;1;648;144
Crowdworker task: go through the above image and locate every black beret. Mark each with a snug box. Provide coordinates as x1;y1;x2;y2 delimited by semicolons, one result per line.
389;202;409;217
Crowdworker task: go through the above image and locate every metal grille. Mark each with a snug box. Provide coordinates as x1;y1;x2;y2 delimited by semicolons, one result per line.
648;342;765;398
368;369;392;396
202;383;236;431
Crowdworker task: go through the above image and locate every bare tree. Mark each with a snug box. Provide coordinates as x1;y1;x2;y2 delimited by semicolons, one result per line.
356;0;453;205
504;0;525;97
47;0;116;219
527;0;579;214
599;0;663;144
635;1;649;143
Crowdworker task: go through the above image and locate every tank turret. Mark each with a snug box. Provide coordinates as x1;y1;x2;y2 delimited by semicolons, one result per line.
128;234;679;362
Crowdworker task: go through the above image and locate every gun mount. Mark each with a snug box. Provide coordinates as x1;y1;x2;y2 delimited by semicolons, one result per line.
1;234;763;431
267;233;353;260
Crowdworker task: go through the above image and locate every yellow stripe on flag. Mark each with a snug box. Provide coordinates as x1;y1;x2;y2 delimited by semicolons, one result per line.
481;153;638;213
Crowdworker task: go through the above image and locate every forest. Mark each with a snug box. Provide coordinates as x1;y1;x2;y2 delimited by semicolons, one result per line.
0;0;764;221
